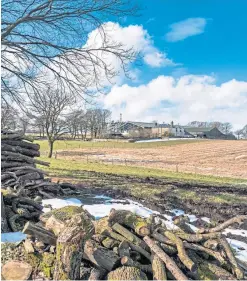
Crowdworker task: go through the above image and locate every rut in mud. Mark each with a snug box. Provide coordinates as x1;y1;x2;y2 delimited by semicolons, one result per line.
54;170;247;223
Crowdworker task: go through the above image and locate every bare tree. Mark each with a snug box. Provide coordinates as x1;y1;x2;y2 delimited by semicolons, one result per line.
222;122;233;135
19;114;30;134
1;103;18;130
1;0;139;104
28;87;75;157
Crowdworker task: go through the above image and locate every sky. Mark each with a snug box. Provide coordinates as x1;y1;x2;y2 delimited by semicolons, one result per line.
88;0;247;130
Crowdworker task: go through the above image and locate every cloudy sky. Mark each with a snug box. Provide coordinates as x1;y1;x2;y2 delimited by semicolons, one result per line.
91;0;247;129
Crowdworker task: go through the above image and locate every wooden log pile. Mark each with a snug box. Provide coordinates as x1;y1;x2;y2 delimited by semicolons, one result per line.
2;206;246;280
1;131;81;233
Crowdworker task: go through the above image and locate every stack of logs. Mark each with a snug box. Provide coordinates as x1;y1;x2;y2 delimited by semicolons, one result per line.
2;206;246;280
1;131;80;233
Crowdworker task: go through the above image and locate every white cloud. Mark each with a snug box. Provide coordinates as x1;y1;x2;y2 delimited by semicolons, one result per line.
166;18;207;42
85;22;176;73
101;75;247;129
144;52;176;67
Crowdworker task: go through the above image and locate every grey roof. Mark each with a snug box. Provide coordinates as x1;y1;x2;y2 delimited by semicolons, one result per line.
183;126;214;133
127;121;157;128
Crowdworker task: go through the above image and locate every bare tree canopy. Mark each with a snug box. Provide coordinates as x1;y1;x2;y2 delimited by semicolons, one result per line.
1;0;139;103
28;87;75;157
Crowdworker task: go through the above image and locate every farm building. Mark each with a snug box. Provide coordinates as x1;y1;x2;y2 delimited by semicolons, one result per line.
108;121;186;138
183;126;235;139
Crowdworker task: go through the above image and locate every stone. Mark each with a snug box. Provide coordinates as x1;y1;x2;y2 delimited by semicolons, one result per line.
35;241;45;250
2;260;32;280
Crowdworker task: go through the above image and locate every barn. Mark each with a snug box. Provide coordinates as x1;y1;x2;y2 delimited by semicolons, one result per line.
183;126;235;139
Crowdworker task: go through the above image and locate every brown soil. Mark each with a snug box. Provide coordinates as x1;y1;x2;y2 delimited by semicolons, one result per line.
57;140;247;179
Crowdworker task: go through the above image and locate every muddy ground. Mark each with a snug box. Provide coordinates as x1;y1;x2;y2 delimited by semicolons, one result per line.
53;170;247;224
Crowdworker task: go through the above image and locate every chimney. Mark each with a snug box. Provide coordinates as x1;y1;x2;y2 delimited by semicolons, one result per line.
171;121;174;128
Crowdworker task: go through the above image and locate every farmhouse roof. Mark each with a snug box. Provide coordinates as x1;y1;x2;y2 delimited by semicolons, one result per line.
183;126;214;133
126;121;157;128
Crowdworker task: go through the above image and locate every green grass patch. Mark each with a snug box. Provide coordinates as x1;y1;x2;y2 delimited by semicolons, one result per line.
38;157;247;185
36;139;203;153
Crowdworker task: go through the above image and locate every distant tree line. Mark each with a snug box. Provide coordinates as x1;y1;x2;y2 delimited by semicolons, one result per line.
1;95;111;157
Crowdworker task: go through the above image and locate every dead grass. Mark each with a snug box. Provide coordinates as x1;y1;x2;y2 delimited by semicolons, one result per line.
42;140;247;179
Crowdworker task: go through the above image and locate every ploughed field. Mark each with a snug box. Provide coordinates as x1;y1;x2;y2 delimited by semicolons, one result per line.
51;140;247;179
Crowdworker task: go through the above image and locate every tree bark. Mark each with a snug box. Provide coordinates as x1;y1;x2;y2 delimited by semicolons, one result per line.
143;236;188;281
107;266;147;280
1;193;10;232
112;223;148;250
151;254;167;280
219;237;244;279
22;222;57;245
88;267;107;281
84;239;120;271
48;139;54;158
118;241;130;258
199;215;247;234
121;256;152;273
164;231;197;272
54;226;85;280
109;209;150;236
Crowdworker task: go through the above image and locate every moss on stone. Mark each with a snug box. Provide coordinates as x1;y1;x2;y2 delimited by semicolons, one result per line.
41;206;84;222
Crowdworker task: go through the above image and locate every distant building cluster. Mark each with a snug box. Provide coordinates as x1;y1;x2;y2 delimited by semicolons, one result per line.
108;121;236;140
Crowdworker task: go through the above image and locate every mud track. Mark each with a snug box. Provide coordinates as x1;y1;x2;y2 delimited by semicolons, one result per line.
64;171;247;223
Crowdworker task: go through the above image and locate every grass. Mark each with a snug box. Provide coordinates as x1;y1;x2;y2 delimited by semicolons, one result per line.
38;156;247;185
36;139;203;153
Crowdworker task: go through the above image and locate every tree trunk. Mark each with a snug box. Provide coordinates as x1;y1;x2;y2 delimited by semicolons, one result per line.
48;139;54;158
151;254;167;280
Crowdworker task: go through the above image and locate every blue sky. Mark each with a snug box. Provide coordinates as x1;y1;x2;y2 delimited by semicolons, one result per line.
124;0;247;83
96;0;247;129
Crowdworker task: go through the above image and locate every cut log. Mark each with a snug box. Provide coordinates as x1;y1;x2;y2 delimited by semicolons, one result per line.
23;221;56;245
151;254;167;280
118;241;130;258
160;243;177;255
88;267;107;281
112;222;148;250
45;215;65;236
53;226;84;280
164;231;197;272
129;242;151;261
174;230;221;242
1;139;40;150
84;239;120;271
102;229;126;242
219;237;244;279
102;237;119;249
121;256;152;273
183;241;226;265
144;236;188;280
1;161;35;169
54;210;95;280
1;193;10;232
188;250;236;280
107;266;148;280
1;151;49;166
109;209;150;236
199;215;247;233
1;143;40;157
203;239;219;250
